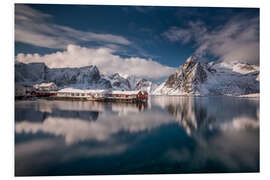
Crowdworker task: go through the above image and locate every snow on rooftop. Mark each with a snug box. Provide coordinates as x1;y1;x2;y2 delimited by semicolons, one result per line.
110;90;140;95
57;88;145;95
58;88;108;93
34;82;56;87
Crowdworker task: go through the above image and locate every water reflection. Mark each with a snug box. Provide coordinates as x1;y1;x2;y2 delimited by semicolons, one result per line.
151;96;259;135
15;96;259;175
151;96;259;173
16;100;161;144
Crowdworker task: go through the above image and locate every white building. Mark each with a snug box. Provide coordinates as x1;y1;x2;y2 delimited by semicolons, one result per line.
34;82;57;91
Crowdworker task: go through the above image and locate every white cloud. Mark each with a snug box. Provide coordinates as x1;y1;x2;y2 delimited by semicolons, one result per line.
15;5;175;79
15;4;131;49
164;16;259;64
16;44;176;79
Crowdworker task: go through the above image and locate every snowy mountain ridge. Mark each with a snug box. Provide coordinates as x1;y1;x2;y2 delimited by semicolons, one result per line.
15;62;157;92
15;62;112;89
153;55;259;96
15;55;260;96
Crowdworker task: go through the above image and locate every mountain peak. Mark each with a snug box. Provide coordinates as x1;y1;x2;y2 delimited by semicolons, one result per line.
185;55;199;63
154;56;259;96
180;55;200;71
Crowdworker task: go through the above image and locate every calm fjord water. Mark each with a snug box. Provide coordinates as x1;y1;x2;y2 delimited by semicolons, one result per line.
15;96;259;176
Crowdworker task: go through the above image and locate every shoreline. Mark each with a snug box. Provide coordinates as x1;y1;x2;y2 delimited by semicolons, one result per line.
15;93;260;101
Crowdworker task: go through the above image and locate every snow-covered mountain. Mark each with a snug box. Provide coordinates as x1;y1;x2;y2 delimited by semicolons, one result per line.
153;55;259;96
15;62;158;92
125;75;139;90
15;62;112;89
116;74;159;94
135;78;159;94
104;73;159;93
16;56;258;96
103;73;131;90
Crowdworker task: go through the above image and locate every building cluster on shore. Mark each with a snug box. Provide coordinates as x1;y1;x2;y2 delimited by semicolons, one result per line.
15;82;148;103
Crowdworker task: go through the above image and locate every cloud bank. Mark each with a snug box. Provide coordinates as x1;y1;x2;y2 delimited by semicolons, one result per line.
164;16;259;64
16;44;176;79
15;5;175;79
15;4;131;49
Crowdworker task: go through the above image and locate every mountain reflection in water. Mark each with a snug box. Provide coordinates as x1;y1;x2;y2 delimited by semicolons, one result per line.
15;96;259;176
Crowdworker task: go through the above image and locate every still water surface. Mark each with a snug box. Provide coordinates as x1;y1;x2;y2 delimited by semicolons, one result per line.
15;96;259;176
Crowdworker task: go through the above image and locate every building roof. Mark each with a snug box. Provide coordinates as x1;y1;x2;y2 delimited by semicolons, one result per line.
110;90;141;95
57;88;144;95
34;82;56;88
58;88;109;94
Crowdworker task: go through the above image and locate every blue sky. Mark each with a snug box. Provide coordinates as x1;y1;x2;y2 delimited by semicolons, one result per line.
15;4;259;81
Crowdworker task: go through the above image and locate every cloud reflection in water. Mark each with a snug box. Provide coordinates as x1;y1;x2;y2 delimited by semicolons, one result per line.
15;96;259;175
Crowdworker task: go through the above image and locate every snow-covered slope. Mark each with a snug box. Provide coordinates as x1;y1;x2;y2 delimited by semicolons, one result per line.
103;73;131;90
153;55;259;96
125;75;139;90
135;79;159;94
112;73;159;93
46;66;112;89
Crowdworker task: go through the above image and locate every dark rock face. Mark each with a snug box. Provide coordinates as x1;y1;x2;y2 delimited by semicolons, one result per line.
45;66;101;86
107;73;131;90
134;78;158;93
136;79;149;90
98;78;112;89
15;62;47;83
165;55;208;94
